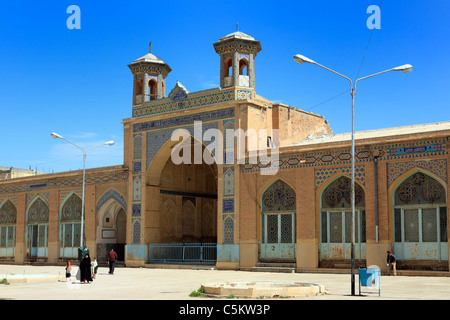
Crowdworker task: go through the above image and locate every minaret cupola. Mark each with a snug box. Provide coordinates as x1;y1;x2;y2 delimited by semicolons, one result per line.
213;26;261;89
128;42;172;105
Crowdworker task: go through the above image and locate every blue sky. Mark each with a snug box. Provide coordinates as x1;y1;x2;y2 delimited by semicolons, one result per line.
0;1;449;173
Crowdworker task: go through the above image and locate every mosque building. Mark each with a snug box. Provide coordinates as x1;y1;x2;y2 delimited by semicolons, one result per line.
1;29;449;273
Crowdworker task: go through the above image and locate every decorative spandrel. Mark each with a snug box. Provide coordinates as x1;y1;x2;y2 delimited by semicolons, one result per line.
28;198;49;224
61;194;82;223
0;200;16;224
261;180;296;213
322;176;365;209
395;172;445;205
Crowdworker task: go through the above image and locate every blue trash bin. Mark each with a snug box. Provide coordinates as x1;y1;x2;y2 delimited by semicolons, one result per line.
359;266;380;296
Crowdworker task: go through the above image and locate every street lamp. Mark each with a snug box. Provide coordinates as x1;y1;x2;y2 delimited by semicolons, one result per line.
51;132;114;248
293;54;412;295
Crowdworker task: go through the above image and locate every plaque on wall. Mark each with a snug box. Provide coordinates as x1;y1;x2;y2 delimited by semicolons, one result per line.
102;230;115;239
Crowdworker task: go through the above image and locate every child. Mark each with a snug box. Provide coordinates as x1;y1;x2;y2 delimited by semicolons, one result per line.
91;257;98;279
65;261;71;282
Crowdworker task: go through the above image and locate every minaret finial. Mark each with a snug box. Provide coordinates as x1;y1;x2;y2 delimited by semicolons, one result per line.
149;42;152;53
236;23;239;32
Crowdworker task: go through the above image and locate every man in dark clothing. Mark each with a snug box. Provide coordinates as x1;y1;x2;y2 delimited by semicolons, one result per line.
387;250;397;276
107;248;118;275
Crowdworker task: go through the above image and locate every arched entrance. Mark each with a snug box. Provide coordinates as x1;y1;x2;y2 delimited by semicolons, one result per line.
393;171;447;264
260;180;296;262
0;200;16;258
60;193;82;258
147;135;218;264
320;176;366;267
97;198;127;262
26;197;49;259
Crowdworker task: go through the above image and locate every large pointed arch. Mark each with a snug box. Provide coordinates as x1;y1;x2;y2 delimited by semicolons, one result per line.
318;174;366;267
147;128;219;186
26;196;49;259
59;192;82;258
0;199;16;257
259;179;296;262
26;196;49;224
0;199;17;225
388;168;447;205
389;169;447;264
60;192;82;223
96;196;127;262
145;126;219;265
96;188;127;214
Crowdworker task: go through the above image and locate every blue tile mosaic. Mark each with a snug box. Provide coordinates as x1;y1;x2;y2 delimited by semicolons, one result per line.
133;91;237;117
387;158;447;186
134;107;234;132
132;204;141;217
146;122;218;170
223;198;234;213
133;161;141;174
223;167;234;197
96;188;127;213
315;166;365;189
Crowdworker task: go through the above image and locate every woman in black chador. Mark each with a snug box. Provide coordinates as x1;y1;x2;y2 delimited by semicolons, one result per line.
80;254;93;283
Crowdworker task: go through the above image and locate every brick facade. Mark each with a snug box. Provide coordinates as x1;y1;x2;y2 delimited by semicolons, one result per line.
0;30;448;273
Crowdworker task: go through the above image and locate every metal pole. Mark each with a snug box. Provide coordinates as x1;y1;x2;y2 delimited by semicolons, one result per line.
51;133;114;251
350;87;356;296
293;57;411;296
80;151;86;248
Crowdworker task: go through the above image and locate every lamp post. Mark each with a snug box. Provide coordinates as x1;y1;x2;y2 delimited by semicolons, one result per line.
293;54;412;295
51;132;114;248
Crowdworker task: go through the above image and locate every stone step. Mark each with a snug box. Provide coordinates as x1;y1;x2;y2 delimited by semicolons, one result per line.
250;267;296;273
248;262;297;273
256;263;296;268
334;263;352;269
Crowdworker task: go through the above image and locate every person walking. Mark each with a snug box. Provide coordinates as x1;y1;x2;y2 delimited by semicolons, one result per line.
91;257;98;279
387;250;397;276
65;261;72;282
107;248;118;275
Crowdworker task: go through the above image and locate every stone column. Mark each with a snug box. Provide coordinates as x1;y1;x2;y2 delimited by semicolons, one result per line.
232;51;239;87
157;74;163;99
143;73;149;102
132;75;137;105
220;55;224;88
249;53;255;88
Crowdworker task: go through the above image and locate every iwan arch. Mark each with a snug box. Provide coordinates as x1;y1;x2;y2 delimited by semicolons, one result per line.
0;29;449;274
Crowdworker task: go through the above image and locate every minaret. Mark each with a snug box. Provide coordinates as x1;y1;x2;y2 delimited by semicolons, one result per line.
128;43;172;105
213;26;261;89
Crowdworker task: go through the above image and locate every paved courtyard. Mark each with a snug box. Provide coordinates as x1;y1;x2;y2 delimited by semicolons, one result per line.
1;264;450;301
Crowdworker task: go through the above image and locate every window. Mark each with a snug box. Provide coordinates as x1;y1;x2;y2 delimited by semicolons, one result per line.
135;78;143;95
60;194;82;248
393;172;447;260
224;57;233;77
260;180;296;260
0;200;16;250
239;59;248;76
320;176;366;261
148;79;157;100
